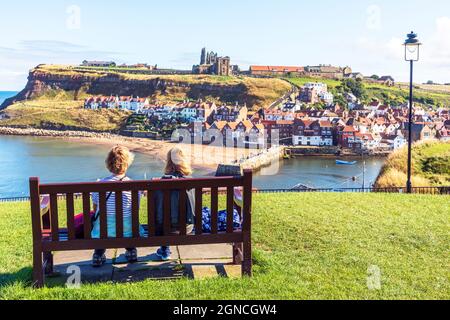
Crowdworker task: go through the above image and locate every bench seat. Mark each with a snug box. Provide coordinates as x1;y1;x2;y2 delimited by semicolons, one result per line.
41;225;244;242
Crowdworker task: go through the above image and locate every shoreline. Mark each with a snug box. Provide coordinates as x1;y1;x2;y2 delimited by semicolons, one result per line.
0;127;256;172
0;127;387;175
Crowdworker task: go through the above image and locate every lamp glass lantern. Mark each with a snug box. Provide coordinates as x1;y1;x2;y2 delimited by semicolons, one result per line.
404;32;421;61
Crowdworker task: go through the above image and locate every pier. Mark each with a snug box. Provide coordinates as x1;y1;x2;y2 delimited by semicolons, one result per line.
236;146;286;172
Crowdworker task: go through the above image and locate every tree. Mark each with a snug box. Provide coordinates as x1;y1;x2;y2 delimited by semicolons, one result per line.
333;94;348;109
370;75;380;80
341;78;367;100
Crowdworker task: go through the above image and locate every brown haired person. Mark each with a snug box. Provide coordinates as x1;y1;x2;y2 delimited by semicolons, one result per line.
91;146;144;267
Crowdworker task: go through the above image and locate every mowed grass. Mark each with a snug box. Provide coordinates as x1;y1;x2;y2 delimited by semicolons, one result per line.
0;193;448;300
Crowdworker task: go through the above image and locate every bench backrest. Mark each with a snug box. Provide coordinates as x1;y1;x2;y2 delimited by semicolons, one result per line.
29;170;253;243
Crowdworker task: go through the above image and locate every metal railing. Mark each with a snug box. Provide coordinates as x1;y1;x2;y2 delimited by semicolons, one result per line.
1;186;449;203
255;186;450;195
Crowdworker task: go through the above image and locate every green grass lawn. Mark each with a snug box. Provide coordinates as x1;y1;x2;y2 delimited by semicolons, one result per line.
0;193;448;300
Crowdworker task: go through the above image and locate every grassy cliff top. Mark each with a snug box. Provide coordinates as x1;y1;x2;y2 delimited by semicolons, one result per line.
286;76;450;107
375;141;450;188
0;193;448;299
34;64;291;87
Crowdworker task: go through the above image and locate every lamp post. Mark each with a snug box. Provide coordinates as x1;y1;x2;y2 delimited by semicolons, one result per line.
404;32;421;194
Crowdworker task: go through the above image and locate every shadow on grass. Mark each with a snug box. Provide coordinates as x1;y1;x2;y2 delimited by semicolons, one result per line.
0;267;33;288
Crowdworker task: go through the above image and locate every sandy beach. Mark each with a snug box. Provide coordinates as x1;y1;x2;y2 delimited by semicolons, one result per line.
0;127;257;172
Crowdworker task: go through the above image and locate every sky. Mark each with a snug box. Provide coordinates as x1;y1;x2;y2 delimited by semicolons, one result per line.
1;0;450;90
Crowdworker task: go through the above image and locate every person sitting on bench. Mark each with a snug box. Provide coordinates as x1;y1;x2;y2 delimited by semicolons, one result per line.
91;146;144;267
153;147;195;261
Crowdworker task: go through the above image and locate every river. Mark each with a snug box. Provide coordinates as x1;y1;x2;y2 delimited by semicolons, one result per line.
0;135;385;198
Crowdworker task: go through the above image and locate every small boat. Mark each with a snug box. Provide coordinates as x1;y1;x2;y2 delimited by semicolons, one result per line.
336;160;357;165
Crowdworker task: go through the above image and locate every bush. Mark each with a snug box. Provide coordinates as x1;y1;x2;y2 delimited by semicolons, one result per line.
422;156;450;175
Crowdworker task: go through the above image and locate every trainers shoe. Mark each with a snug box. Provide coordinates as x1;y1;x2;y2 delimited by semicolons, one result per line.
125;248;138;263
92;253;106;268
156;247;172;261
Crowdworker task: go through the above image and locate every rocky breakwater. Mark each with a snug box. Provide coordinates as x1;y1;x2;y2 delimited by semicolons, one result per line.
237;146;285;172
0;126;119;140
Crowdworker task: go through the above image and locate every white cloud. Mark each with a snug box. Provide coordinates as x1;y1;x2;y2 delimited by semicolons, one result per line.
0;40;125;90
356;36;403;60
356;16;450;83
422;16;450;66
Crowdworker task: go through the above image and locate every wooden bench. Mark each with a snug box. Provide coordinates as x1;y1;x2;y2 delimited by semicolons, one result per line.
29;170;253;288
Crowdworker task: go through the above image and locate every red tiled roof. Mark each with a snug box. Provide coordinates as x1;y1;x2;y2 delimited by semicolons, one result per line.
275;120;294;125
319;120;333;127
342;125;358;132
250;66;305;73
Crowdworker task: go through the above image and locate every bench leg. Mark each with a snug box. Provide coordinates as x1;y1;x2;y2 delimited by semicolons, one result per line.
233;243;243;265
32;249;44;288
43;252;54;275
242;233;252;277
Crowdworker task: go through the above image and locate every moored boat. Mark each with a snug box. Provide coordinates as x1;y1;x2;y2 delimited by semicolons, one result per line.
336;160;357;165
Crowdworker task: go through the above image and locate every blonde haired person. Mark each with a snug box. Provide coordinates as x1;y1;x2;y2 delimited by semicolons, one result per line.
155;147;195;261
91;146;144;267
164;146;193;177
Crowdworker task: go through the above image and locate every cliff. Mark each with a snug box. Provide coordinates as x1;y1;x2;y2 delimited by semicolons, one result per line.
0;65;292;110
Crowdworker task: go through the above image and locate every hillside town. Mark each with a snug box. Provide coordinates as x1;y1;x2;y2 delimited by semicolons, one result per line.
84;79;450;154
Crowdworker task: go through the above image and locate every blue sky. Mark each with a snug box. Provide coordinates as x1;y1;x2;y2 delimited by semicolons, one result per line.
1;0;450;90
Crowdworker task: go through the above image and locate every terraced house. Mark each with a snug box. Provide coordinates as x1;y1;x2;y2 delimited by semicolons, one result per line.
292;119;334;146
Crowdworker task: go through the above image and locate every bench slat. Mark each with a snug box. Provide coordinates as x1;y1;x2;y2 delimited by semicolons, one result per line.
147;190;155;237
211;187;219;234
99;192;108;239
243;170;252;232
115;191;123;238
132;191;140;238
82;193;91;240
195;188;203;235
39;177;244;194
66;193;75;241
41;233;245;252
226;186;234;234
179;190;187;236
163;190;171;236
50;194;59;241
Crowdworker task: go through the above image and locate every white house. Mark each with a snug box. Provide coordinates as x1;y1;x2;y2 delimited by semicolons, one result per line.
282;102;302;112
119;97;132;110
180;107;198;122
304;82;328;93
375;105;389;116
129;97;149;113
293;135;333;146
318;91;334;105
371;122;387;135
355;133;380;150
393;134;407;150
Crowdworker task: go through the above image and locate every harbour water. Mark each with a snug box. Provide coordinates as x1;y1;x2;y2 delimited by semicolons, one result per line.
0;135;386;198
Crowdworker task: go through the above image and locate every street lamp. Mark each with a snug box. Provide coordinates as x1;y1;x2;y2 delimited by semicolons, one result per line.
404;31;421;194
